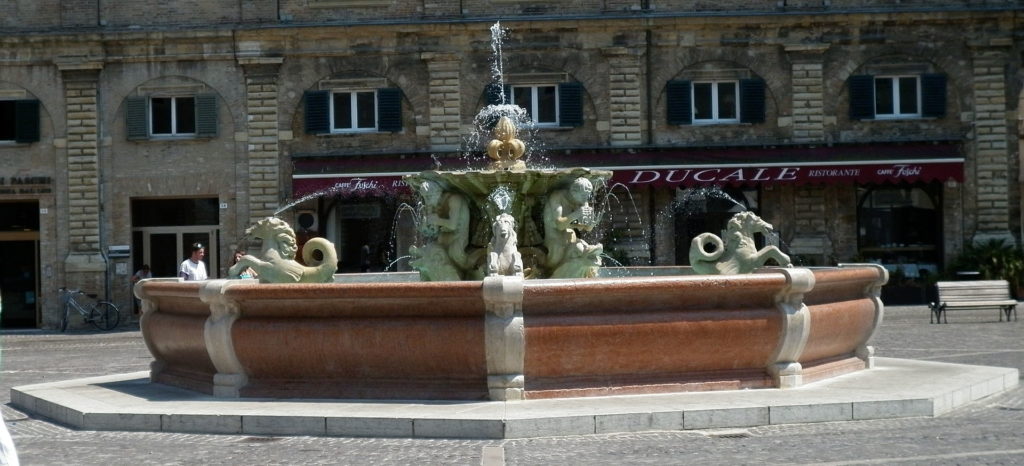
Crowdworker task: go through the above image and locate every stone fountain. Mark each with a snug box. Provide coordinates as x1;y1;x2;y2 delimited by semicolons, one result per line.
135;113;888;402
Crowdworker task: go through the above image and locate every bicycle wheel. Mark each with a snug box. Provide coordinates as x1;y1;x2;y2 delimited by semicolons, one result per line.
88;302;120;331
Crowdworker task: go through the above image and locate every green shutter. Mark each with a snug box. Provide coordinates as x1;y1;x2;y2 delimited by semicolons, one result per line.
739;78;766;124
920;74;946;118
125;96;149;140
848;75;875;120
558;82;583;127
376;88;402;133
195;94;218;138
666;80;691;125
304;90;330;134
14;100;40;143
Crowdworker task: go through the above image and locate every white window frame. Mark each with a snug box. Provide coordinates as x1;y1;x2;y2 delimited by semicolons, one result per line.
511;84;560;127
874;75;921;119
330;89;378;133
691;81;739;125
149;96;196;137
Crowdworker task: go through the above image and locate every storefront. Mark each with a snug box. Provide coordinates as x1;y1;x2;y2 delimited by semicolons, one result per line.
291;142;964;273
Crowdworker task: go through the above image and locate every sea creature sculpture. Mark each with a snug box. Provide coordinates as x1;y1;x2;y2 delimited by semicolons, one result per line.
487;213;524;277
689;211;791;275
228;217;338;283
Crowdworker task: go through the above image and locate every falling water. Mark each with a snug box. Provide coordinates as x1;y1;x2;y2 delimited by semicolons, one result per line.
490;21;506;103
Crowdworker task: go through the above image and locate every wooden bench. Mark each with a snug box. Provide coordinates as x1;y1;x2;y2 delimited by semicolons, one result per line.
929;280;1018;323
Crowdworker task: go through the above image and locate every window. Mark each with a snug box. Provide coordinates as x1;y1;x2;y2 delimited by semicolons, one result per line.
667;78;765;126
331;90;377;132
849;73;945;120
692;81;738;123
151;97;196;136
125;94;217;140
304;88;402;134
512;85;558;126
0;100;40;143
874;76;919;118
483;82;583;128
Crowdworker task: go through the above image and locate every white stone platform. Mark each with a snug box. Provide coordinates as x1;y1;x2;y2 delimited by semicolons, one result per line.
10;358;1018;439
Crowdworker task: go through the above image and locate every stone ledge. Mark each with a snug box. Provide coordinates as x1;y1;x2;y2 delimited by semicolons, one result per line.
11;358;1017;439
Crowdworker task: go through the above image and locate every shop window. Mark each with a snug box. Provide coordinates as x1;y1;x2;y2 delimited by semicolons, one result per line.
857;184;942;277
304;88;402;134
0;100;41;143
849;74;945;120
484;82;583;127
125;94;218;140
667;78;765;126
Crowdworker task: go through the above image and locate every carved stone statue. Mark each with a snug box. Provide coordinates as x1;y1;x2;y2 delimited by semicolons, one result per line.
487;213;524;277
543;177;603;278
228;217;338;283
409;179;474;281
689;211;792;275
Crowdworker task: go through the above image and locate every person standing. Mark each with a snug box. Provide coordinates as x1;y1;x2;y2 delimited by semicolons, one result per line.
179;243;208;281
131;264;152;284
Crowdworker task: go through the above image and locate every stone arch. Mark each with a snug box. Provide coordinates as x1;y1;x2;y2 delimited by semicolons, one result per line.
280;56;428;138
106;74;239;142
0;79;60;141
827;47;969;121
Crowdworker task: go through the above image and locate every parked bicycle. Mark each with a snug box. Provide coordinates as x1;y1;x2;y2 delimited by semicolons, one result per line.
59;288;120;331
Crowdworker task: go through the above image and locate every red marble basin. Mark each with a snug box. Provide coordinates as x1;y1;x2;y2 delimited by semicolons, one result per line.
135;265;886;400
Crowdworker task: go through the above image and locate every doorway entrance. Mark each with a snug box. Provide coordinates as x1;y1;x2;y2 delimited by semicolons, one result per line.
0;201;40;328
131;198;220;279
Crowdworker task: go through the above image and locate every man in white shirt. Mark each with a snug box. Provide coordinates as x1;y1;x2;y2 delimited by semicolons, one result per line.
179;242;208;281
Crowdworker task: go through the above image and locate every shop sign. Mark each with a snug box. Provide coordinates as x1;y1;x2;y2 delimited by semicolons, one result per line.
611;162;962;187
0;175;53;195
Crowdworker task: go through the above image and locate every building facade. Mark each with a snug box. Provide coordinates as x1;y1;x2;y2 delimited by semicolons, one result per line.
1;0;1021;328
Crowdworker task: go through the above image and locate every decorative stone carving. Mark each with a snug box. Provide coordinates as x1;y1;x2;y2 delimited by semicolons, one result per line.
228;217;338;283
689;211;792;275
486;116;526;170
543;177;603;278
487;213;524;277
408;179;477;281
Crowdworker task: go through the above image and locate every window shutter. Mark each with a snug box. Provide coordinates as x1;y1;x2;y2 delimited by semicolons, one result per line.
376;88;402;132
125;96;149;140
848;75;875;120
14;100;40;143
304;90;330;134
195;94;218;138
666;80;692;125
739;78;766;124
558;82;583;127
920;73;946;118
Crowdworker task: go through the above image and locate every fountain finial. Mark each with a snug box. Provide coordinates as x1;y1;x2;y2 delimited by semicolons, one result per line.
486;116;526;170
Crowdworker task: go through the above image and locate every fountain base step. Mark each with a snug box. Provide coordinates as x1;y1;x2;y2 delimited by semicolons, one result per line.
11;358;1017;439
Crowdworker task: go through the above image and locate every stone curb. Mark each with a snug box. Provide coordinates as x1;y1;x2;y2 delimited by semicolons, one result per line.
10;358;1018;439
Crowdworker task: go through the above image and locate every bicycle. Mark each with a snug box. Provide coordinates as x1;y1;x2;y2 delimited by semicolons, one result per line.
59;288;121;332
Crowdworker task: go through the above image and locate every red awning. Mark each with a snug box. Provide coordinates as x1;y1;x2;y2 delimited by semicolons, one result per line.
291;142;964;198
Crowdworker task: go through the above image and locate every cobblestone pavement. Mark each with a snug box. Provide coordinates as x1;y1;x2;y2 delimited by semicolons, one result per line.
1;305;1021;465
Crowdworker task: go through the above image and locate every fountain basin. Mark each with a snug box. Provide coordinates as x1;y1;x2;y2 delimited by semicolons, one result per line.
136;264;886;400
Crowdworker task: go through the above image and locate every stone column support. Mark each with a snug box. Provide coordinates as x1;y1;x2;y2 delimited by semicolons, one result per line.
784;44;829;143
603;47;643;146
200;279;251;397
423;54;462;151
238;57;284;223
57;59;106;294
482;275;525;401
767;267;815;389
968;42;1014;244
